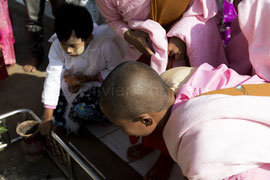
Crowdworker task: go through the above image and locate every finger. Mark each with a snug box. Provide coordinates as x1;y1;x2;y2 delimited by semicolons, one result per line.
140;38;154;57
168;48;178;58
168;49;174;57
167;44;173;56
167;44;177;57
144;46;154;57
175;52;181;60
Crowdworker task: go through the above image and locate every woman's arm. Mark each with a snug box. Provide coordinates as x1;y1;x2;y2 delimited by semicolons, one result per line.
96;0;130;38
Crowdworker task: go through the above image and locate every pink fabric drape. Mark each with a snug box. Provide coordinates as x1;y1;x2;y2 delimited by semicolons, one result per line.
0;0;16;65
164;94;270;179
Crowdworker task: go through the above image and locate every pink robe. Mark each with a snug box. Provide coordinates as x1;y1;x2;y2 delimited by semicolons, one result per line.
163;63;270;179
0;0;16;65
225;18;253;75
172;63;265;110
96;0;227;74
236;0;270;80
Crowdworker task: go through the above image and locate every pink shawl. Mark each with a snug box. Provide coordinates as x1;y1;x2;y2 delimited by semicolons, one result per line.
164;94;270;179
163;63;270;179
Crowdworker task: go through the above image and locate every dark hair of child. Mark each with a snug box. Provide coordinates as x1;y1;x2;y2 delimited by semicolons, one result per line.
55;3;93;42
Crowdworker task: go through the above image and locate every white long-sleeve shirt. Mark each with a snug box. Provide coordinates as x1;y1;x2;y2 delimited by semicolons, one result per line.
42;25;127;106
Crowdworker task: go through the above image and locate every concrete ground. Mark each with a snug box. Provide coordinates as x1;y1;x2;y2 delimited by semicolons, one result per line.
0;141;67;180
0;1;142;180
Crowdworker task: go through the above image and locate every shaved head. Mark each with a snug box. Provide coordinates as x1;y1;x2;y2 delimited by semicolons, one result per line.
99;61;171;120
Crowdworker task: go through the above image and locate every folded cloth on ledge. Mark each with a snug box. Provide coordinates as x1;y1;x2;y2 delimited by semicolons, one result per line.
164;94;270;179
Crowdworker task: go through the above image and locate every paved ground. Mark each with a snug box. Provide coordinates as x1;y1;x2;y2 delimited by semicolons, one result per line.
0;0;52;117
0;142;67;180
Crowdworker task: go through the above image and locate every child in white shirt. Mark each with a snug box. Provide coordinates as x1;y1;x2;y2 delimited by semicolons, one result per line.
40;4;127;135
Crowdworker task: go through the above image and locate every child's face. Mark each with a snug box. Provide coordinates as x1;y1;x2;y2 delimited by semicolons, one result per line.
60;32;92;56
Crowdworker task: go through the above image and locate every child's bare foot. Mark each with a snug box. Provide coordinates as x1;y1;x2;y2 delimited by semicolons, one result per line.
144;153;174;180
127;143;154;162
23;57;40;72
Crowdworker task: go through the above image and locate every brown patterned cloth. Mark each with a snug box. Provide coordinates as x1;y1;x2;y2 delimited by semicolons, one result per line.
150;0;191;29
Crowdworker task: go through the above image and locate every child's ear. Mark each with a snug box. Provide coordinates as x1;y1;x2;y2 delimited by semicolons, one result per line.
138;114;153;127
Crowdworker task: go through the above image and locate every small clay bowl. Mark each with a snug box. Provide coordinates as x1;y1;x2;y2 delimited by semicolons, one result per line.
16;120;39;138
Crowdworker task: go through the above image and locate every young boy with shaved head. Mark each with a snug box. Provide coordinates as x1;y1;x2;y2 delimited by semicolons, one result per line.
100;61;270;179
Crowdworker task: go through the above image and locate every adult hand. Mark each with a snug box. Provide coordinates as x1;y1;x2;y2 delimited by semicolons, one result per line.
167;37;186;61
124;29;154;58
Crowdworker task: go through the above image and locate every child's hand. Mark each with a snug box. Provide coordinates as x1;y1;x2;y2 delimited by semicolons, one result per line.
124;29;154;58
39;108;54;136
168;37;186;61
39;119;53;136
64;74;81;86
64;74;82;93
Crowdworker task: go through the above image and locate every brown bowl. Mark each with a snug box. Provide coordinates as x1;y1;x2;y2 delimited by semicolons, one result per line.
16;120;39;138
